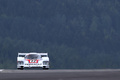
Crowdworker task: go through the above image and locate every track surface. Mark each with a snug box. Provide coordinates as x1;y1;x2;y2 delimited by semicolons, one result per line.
0;69;120;80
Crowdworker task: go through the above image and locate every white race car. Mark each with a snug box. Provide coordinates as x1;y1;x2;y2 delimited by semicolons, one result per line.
17;52;49;70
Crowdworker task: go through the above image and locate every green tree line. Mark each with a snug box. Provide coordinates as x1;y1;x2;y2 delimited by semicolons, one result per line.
0;0;120;69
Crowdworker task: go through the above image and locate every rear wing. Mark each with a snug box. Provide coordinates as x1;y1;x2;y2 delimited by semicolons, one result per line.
18;52;48;57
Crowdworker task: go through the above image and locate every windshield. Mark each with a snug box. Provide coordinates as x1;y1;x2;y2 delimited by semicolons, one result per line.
25;54;39;59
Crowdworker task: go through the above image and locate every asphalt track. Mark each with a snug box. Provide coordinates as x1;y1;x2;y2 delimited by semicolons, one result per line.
0;69;120;80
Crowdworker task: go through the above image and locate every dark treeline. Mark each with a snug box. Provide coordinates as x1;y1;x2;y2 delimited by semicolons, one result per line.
0;0;120;69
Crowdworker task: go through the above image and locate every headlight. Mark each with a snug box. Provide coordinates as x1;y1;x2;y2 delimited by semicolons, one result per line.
17;61;24;65
43;61;49;65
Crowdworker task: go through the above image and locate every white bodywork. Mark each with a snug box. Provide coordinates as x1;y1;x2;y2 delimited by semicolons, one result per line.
17;52;49;70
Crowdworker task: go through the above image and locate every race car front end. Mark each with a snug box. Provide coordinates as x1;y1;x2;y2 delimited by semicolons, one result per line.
24;59;43;68
17;53;49;70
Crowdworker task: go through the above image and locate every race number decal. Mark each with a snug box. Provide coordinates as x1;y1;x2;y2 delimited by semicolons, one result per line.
30;60;36;63
27;59;38;63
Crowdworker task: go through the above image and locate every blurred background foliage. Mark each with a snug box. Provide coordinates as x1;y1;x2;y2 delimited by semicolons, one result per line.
0;0;120;69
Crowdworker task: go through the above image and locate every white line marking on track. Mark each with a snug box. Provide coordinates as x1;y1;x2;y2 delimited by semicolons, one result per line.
0;69;3;72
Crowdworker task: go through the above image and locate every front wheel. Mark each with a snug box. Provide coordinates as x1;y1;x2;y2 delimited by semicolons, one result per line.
42;66;49;70
17;66;24;70
43;68;49;70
